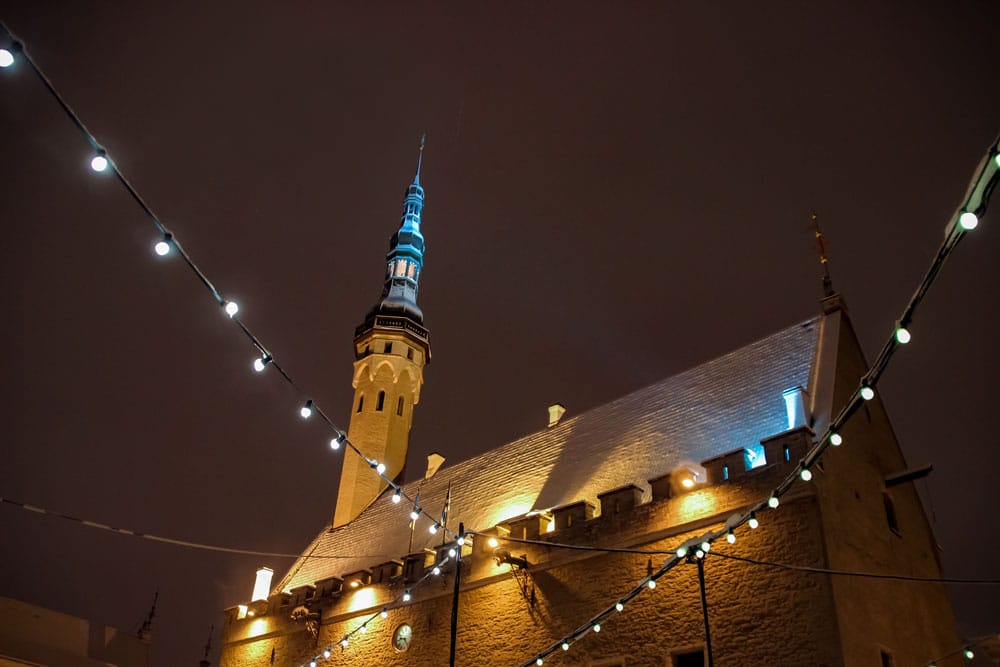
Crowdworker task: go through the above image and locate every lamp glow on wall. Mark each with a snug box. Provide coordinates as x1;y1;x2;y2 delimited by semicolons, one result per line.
252;567;274;602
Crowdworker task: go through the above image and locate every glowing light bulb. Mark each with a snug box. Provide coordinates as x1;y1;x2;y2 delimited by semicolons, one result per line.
695;549;705;559
391;490;401;503
676;545;688;558
895;327;911;344
748;513;759;529
964;649;974;660
380;609;388;619
800;468;813;481
323;650;331;658
681;477;695;489
562;642;570;651
429;522;439;534
0;49;14;67
90;154;108;172
615;602;624;611
310;661;316;667
300;400;313;419
830;432;843;446
410;507;420;521
457;536;466;546
487;537;499;548
359;624;367;633
768;496;779;508
647;579;656;589
253;355;270;372
330;435;343;450
448;548;456;558
700;541;711;553
592;623;601;633
726;530;736;544
376;462;386;474
224;301;239;317
154;240;171;256
959;211;978;231
536;659;544;665
432;565;441;575
860;386;875;401
995;154;1000;169
403;589;411;602
340;638;348;648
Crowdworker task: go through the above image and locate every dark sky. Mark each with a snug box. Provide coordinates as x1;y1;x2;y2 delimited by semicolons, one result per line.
1;3;998;665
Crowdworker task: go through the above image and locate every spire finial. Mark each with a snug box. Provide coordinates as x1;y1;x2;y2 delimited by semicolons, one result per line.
811;211;835;297
414;132;426;185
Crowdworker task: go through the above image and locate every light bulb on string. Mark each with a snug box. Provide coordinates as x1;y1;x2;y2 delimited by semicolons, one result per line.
695;548;705;559
562;642;570;651
432;565;441;575
300;400;314;419
726;530;736;544
536;659;544;665
748;512;759;529
0;48;14;67
403;589;412;602
224;300;239;317
154;234;172;256
829;432;843;446
410;507;420;521
964;649;974;660
676;545;688;558
391;489;401;503
768;495;780;508
340;638;348;648
323;650;331;659
375;461;386;474
457;536;466;546
592;623;601;633
800;467;813;481
429;522;439;534
359;624;367;634
615;602;624;612
90;151;109;172
253;355;271;372
380;609;388;619
959;211;978;231
330;434;343;450
310;661;316;667
448;548;456;558
895;326;911;344
860;385;875;401
700;541;711;553
647;579;656;589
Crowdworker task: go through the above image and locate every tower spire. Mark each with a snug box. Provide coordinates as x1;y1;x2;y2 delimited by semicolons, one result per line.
414;132;425;185
811;211;835;298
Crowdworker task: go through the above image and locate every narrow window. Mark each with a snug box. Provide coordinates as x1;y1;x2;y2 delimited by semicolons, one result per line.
396;396;404;416
407;348;414;361
673;649;705;667
883;492;899;533
722;465;729;481
356;395;364;413
783;445;791;462
880;650;893;667
384;342;393;354
376;391;386;411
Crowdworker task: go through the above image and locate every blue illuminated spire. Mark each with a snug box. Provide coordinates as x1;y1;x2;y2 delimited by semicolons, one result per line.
373;136;427;322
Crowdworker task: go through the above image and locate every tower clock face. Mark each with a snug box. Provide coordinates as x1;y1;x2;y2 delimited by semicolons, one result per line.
392;623;412;652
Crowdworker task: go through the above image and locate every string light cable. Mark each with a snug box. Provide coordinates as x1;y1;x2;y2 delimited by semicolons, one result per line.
0;22;457;542
923;634;1000;666
514;135;1000;667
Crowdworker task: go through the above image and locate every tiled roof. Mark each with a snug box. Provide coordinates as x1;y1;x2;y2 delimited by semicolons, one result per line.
277;316;821;592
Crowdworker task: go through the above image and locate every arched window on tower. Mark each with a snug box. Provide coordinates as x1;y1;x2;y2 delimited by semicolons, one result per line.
376;391;386;412
396;396;404;416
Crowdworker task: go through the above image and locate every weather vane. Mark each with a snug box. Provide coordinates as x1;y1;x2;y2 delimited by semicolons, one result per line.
811;211;835;297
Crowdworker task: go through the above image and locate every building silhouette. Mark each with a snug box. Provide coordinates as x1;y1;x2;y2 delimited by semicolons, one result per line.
218;151;962;667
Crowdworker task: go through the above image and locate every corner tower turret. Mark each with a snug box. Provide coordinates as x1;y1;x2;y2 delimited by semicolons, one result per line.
333;140;431;527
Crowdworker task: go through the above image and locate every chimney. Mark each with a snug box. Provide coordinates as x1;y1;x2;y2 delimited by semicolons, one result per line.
426;452;445;479
548;404;566;428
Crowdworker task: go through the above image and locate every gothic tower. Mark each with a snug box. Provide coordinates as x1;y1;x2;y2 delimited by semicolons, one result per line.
332;141;431;527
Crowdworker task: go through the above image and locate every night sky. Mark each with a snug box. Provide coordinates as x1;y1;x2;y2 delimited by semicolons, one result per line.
1;3;998;665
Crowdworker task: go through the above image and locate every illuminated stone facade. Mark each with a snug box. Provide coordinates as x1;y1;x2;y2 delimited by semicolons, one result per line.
219;165;962;666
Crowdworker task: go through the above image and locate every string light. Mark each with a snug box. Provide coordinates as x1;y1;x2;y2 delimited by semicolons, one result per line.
964;649;974;660
800;467;813;481
536;659;543;665
391;489;401;503
253;355;271;372
300;400;313;419
340;638;348;648
592;623;601;633
860;385;875;401
561;642;570;651
224;301;239;317
0;48;14;67
695;548;705;559
310;660;316;667
410;507;420;522
676;545;688;558
432;565;441;575
894;326;911;344
323;650;330;659
647;579;656;589
615;601;624;611
154;235;172;256
380;609;388;619
829;432;843;446
768;495;779;508
448;547;457;558
748;513;759;529
359;624;367;633
726;530;736;544
959;211;978;231
90;151;108;172
429;522;439;534
403;589;411;602
330;434;343;450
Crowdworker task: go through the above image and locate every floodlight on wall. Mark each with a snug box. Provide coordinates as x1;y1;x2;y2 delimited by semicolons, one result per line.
251;567;273;602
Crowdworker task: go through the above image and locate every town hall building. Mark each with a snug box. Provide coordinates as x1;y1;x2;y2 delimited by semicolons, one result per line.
218;148;962;667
